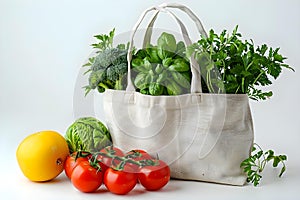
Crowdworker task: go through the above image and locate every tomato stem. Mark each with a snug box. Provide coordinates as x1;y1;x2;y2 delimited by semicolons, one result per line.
93;151;158;171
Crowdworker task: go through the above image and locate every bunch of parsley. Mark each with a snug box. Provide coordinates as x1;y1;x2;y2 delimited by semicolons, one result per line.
187;25;294;100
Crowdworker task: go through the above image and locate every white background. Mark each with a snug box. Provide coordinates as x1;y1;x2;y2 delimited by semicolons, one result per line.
0;0;299;199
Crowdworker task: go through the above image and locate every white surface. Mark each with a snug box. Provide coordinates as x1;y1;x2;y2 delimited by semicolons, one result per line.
1;0;300;199
1;166;300;200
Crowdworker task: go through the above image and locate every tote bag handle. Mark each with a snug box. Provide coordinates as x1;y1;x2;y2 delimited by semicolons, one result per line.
142;3;208;48
126;3;208;94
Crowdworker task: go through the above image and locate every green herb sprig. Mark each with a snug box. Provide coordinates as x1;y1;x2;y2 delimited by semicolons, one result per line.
240;143;287;186
92;28;115;52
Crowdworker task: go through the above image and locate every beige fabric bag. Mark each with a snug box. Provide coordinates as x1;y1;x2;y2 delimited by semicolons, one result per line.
103;3;254;186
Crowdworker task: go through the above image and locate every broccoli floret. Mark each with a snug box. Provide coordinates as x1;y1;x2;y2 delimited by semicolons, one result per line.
106;63;127;81
91;48;127;71
87;50;128;93
112;50;127;65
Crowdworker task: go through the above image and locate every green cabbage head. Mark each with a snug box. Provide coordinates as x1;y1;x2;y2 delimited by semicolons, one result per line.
65;117;112;153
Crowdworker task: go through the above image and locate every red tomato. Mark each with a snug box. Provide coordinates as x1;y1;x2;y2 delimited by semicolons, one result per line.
98;146;124;170
138;160;170;191
98;161;109;177
71;161;103;193
64;152;90;179
104;166;137;195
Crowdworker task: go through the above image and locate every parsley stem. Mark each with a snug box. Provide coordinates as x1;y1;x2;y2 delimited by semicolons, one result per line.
242;77;245;93
235;85;240;94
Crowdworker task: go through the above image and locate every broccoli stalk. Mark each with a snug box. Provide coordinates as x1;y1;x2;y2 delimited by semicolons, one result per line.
114;73;127;90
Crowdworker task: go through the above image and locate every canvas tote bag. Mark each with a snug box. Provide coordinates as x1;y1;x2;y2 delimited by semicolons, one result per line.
103;3;254;186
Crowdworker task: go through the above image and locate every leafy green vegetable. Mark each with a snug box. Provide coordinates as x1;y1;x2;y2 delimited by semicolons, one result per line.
240;143;287;186
188;25;294;100
83;28;129;95
155;64;164;74
168;58;190;72
166;80;182;95
149;82;164;96
134;72;149;90
65;117;112;154
131;32;191;95
157;32;177;60
171;71;190;88
175;41;186;58
162;57;173;67
146;44;161;63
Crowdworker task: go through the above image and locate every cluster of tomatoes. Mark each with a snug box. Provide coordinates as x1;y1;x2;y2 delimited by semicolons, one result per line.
64;146;171;195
